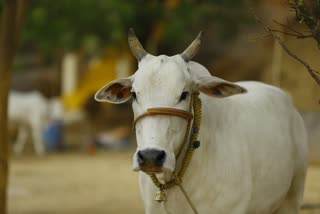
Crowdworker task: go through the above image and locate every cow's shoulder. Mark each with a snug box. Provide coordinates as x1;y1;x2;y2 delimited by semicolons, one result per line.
232;81;293;110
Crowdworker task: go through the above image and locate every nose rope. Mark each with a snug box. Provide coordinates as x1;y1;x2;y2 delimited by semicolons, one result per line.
132;91;202;214
174;174;199;214
133;107;193;130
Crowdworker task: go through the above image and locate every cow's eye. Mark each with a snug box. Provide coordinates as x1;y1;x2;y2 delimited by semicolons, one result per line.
131;91;137;100
179;91;189;102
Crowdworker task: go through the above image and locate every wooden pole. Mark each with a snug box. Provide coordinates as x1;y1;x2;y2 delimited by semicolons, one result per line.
0;1;29;213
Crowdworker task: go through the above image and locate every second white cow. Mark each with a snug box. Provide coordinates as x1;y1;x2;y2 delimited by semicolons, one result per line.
8;91;62;155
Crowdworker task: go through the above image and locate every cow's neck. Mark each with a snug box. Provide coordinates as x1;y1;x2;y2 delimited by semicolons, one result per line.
140;97;233;214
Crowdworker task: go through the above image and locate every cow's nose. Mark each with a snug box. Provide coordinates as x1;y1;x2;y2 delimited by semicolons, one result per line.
137;149;166;167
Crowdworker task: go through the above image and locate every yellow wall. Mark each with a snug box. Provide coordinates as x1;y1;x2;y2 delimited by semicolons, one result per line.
63;49;133;110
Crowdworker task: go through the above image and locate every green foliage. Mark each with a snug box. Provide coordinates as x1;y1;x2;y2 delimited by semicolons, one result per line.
21;0;142;53
160;0;251;53
18;0;251;56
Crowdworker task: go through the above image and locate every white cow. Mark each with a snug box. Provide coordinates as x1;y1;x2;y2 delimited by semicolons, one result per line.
95;29;308;214
9;91;50;155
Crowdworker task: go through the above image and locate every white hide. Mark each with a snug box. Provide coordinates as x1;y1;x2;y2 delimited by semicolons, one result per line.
96;55;308;214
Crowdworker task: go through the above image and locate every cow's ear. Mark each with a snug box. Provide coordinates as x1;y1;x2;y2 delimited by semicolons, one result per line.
193;76;247;98
95;78;132;104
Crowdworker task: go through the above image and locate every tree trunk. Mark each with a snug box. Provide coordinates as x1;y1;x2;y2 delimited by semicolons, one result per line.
0;1;29;213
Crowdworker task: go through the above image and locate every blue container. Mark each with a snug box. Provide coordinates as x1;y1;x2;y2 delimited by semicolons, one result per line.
43;121;63;151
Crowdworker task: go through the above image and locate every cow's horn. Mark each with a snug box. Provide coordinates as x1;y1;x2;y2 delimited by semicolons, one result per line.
128;28;148;61
180;31;203;62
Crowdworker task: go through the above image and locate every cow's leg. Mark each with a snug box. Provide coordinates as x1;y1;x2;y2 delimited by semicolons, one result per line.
13;125;29;155
274;113;308;214
31;121;45;155
273;172;306;214
273;199;297;214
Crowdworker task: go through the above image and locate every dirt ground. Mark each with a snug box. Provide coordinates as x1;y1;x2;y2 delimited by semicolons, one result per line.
8;149;320;214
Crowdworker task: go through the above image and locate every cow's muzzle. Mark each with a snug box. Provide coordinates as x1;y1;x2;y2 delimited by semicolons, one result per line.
133;107;193;173
137;149;166;173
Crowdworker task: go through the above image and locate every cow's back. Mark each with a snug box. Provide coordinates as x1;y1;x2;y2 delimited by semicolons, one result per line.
9;91;48;124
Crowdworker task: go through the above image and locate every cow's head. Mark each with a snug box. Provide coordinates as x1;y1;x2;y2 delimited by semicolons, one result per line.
95;29;246;177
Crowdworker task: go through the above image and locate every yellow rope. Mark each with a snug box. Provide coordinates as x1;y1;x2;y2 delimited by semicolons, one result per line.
177;182;199;214
149;91;202;213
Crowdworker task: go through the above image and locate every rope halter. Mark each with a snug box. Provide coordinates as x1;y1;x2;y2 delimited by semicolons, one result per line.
132;91;202;212
133;107;193;129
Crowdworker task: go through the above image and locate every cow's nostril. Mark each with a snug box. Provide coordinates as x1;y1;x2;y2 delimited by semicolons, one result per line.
137;151;144;165
137;149;166;167
156;151;166;163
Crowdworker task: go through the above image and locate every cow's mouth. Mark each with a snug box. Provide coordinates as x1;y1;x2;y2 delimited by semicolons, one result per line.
140;166;163;174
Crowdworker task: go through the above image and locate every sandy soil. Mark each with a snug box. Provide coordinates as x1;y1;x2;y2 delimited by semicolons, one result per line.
8;151;143;214
8;150;320;214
